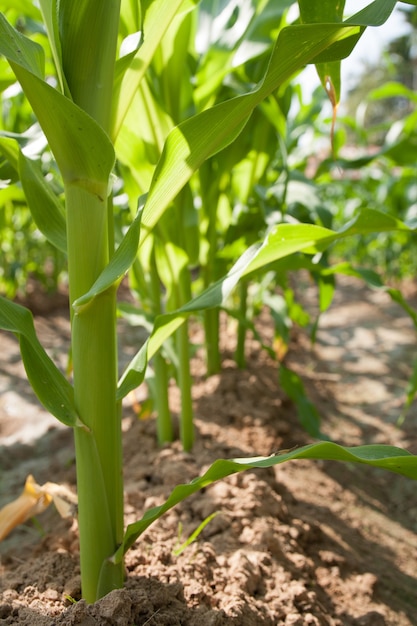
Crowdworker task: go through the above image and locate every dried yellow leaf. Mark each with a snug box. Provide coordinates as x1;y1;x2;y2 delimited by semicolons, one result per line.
0;475;77;541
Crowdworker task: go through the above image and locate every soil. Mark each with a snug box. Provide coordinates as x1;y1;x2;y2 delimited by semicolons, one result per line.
1;275;417;626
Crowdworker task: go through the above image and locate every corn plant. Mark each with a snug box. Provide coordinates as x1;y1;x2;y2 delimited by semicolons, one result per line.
1;0;417;605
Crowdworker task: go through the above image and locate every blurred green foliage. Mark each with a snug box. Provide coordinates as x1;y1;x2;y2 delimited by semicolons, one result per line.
0;7;65;297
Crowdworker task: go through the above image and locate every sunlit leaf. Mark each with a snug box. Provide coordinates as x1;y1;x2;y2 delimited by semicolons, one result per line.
111;441;417;562
0;13;115;187
139;20;363;242
111;0;198;139
118;208;414;399
0;136;67;252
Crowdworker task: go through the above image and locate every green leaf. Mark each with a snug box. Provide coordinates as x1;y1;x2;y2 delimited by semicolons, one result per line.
0;297;79;428
111;441;417;563
0;12;45;78
138;20;364;243
345;0;397;27
38;0;69;95
298;0;346;105
117;242;261;398
111;0;198;139
18;150;67;253
172;511;220;557
0;137;67;253
0;13;115;187
118;208;415;399
241;209;411;277
136;1;398;243
139;0;399;242
73;207;142;312
368;81;417;104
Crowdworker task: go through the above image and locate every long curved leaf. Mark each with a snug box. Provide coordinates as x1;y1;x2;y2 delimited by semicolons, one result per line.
117;208;414;399
0;13;114;187
111;441;417;563
138;20;363;242
138;0;399;243
0;297;80;428
240;209;410;277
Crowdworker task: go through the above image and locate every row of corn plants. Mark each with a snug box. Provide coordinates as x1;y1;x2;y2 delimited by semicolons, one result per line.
1;0;417;604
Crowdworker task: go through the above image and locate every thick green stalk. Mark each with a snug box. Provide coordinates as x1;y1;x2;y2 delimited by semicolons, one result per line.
66;185;123;601
58;0;123;602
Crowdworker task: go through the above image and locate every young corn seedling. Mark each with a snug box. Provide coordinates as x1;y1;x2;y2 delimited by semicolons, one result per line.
1;0;417;605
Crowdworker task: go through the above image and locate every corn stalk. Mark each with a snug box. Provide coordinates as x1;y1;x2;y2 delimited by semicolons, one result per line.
0;0;410;605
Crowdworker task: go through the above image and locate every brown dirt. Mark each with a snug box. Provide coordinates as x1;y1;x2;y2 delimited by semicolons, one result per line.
1;276;417;625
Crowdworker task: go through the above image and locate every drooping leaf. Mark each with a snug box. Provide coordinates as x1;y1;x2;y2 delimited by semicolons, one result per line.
0;297;79;428
0;13;115;188
241;210;410;277
298;0;346;109
345;0;397;28
0;12;45;78
138;20;363;243
111;441;417;562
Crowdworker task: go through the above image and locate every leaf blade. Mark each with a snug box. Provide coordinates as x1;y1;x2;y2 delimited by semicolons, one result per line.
0;13;115;186
111;441;417;562
0;297;79;428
